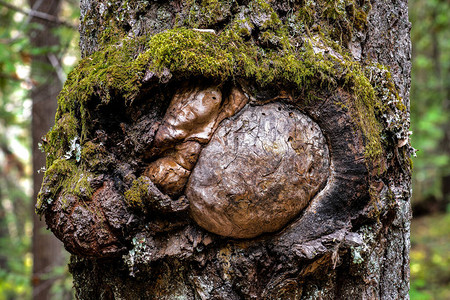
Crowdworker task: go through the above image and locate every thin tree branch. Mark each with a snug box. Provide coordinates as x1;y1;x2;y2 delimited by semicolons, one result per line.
47;53;66;84
0;0;77;29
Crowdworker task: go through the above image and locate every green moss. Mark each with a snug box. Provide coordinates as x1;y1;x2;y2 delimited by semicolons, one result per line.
64;168;94;200
80;141;111;171
408;156;414;170
43;113;79;167
124;176;151;210
143;26;337;89
98;20;126;47
145;28;234;79
343;60;383;159
181;0;234;28
36;158;94;213
323;0;371;43
249;0;282;30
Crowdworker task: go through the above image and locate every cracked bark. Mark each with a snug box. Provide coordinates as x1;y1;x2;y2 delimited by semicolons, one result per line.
40;0;412;299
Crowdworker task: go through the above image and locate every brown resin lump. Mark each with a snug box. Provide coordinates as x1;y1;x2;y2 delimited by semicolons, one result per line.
186;103;330;238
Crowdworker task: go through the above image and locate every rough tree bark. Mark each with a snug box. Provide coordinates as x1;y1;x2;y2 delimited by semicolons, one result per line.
29;0;65;299
37;0;413;299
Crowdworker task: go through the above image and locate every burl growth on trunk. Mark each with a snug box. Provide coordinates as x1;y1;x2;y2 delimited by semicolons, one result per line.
144;84;330;238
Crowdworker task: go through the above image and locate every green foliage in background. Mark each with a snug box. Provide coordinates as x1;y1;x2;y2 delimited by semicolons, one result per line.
0;1;33;298
410;0;450;202
409;0;450;299
0;0;79;299
410;214;450;299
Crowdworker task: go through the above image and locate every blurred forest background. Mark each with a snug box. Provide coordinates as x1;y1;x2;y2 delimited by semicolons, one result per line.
0;0;448;299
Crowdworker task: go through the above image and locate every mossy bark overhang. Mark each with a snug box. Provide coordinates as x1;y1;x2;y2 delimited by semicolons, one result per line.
48;2;403;168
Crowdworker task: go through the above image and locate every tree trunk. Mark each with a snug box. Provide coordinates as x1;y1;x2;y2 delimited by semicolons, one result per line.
29;0;65;299
38;0;413;298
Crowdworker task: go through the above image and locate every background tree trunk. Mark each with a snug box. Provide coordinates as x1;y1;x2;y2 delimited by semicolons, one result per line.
28;0;65;299
39;0;413;298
